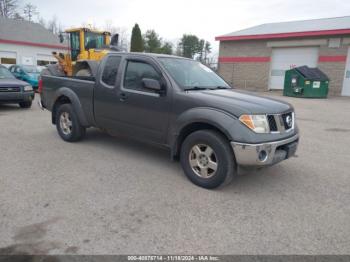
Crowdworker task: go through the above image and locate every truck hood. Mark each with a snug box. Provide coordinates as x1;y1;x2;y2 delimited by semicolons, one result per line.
0;78;28;87
187;89;292;116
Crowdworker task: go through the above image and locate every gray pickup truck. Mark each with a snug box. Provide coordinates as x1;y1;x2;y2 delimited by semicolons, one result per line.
40;52;299;189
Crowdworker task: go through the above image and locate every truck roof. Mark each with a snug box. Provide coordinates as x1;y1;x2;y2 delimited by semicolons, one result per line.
108;51;192;60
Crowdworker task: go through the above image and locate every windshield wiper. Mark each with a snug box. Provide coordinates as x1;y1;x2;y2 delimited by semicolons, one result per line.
213;86;230;89
184;86;210;91
184;86;231;91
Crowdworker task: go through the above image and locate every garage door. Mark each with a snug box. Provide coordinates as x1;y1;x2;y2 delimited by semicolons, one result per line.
342;47;350;96
269;47;319;90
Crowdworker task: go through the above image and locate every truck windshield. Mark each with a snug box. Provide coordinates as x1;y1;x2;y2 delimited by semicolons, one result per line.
85;32;105;50
158;58;230;90
0;66;15;79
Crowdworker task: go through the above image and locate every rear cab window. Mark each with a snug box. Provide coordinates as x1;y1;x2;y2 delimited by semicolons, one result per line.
101;55;122;87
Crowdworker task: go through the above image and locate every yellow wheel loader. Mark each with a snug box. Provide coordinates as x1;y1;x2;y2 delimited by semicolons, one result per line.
48;27;119;77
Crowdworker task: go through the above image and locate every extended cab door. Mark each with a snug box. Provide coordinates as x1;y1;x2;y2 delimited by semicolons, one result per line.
94;54;123;130
94;55;172;145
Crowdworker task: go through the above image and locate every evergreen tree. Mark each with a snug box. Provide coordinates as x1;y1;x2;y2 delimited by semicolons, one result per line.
179;34;200;58
130;23;144;52
159;42;173;55
144;29;161;53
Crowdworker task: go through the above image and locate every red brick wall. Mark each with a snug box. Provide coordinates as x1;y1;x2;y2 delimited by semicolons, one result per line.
218;40;271;91
217;37;349;95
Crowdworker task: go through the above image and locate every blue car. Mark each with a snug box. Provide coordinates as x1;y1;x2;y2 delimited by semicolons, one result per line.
9;65;41;90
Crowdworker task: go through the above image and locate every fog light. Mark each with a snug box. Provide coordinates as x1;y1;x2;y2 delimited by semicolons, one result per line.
258;150;268;162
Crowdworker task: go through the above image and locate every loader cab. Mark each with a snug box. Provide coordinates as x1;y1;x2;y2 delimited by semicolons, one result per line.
66;28;111;61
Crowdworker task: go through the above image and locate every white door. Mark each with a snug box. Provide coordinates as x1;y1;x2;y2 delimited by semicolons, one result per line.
21;56;34;65
269;47;319;90
342;47;350;96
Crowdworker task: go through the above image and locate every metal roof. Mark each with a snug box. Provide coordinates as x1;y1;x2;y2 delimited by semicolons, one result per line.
0;17;67;49
216;16;350;41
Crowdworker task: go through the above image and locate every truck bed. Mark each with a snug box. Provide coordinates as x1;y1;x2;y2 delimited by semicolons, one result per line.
41;75;96;126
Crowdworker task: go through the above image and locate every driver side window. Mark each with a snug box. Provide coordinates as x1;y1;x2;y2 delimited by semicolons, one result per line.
123;61;161;93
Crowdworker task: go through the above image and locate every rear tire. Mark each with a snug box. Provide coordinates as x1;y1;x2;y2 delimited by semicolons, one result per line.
55;104;86;142
180;130;236;189
19;101;32;108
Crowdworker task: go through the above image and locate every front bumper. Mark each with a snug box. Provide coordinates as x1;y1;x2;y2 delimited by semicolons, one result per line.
231;134;299;166
0;91;34;103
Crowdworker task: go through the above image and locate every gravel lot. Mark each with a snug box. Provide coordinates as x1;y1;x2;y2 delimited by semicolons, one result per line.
0;92;349;255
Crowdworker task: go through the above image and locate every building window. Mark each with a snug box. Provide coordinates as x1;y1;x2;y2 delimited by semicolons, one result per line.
1;58;16;64
37;60;50;66
37;60;57;66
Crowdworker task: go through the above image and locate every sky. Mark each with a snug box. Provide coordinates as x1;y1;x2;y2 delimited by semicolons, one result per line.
29;0;350;54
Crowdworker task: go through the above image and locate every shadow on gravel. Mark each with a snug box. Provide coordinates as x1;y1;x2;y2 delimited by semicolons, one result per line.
0;104;23;112
0;217;78;256
80;128;294;192
83;128;170;161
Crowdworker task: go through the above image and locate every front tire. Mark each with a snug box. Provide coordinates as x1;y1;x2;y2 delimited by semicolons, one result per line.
55;104;86;142
180;130;236;189
19;101;32;108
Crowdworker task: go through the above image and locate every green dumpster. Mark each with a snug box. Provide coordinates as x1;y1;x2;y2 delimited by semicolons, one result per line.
283;66;329;98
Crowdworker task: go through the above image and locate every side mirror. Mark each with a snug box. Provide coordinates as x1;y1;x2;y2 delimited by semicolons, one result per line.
142;78;162;92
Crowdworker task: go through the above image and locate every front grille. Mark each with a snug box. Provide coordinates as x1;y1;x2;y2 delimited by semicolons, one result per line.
267;112;294;133
282;112;293;130
267;115;278;132
0;87;20;92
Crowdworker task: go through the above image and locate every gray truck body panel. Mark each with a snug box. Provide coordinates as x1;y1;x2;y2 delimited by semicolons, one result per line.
41;52;299;165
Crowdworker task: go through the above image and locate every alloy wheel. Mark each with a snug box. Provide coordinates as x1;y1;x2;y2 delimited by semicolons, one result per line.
189;144;218;178
59;112;72;135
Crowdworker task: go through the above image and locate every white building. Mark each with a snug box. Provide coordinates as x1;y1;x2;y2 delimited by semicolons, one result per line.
0;17;67;67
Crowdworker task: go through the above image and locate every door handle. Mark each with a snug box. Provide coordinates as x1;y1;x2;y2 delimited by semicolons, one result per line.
119;92;128;102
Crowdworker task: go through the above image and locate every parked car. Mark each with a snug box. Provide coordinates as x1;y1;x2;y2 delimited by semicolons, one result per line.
0;65;34;108
40;52;299;189
9;65;41;90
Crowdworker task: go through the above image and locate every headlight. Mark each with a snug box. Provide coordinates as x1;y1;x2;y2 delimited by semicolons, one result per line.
239;114;270;133
24;85;33;91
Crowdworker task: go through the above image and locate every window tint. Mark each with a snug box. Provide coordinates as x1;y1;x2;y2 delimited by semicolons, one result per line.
70;32;80;61
124;61;161;92
0;66;15;79
101;56;121;86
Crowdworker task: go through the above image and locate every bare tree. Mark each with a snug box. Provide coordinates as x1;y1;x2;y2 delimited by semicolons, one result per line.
37;16;46;27
12;11;22;19
47;15;59;34
23;3;38;22
0;0;19;18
